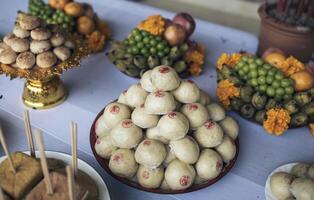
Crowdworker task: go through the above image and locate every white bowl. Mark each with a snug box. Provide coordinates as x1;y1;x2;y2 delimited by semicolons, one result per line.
0;151;111;200
265;162;299;200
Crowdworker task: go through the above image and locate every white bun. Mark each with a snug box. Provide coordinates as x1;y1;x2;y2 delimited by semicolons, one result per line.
270;172;294;200
95;134;117;159
131;106;159;129
136;165;164;189
140;70;157;92
135;139;166;168
290;178;314;200
158;112;189;141
215;135;236;163
95;115;110;138
169;136;199;164
163;146;176;166
146;127;169;144
291;163;311;178
219;116;239;140
195;149;223;180
181;103;209;129
109;149;138;178
125;84;148;107
173;80;200;103
102;102;131;129
207;103;226;122
144;91;176;115
197;90;211;105
194;121;224;148
151;65;180;91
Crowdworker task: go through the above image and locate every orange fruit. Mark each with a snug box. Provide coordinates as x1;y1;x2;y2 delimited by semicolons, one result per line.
290;70;314;92
264;52;286;67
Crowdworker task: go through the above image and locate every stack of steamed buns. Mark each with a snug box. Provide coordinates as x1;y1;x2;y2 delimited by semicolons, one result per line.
94;66;239;190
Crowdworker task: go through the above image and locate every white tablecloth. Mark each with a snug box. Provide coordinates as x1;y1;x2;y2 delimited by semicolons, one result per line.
0;0;313;200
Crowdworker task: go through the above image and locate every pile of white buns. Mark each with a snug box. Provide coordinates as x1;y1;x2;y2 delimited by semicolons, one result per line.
94;66;239;191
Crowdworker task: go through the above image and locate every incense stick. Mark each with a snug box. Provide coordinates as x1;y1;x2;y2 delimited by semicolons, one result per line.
0;187;5;200
71;122;78;179
0;127;16;174
66;166;75;200
24;110;35;157
34;130;54;195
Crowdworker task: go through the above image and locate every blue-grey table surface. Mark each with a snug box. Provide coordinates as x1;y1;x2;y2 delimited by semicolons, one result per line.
0;0;313;200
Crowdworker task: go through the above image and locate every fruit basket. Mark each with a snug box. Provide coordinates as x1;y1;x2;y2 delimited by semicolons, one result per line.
216;51;314;136
28;0;111;53
89;66;239;193
0;13;89;109
107;13;206;78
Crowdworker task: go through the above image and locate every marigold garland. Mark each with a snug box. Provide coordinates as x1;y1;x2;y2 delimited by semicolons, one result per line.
217;53;242;70
185;45;205;76
277;56;304;76
216;79;240;108
263;108;291;136
137;15;166;36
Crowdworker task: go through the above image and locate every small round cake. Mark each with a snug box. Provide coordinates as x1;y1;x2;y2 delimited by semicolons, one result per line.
95;134;117;159
131;105;159;129
117;90;128;105
146;127;169;144
150;65;180;91
197;90;211;105
164;159;196;190
135;139;167;168
291;163;311;178
125;83;148;107
181;103;209;129
110;119;143;149
163;146;176;166
136;165;164;189
140;70;157;92
109;149;138;178
207;103;226;122
102;102;131;129
194;121;224;148
270;172;295;200
144;91;176;115
158;112;189;141
173;80;200;103
195;149;223;180
95;115;110;138
219;116;239;140
215;135;236;163
290;178;314;200
169;136;200;164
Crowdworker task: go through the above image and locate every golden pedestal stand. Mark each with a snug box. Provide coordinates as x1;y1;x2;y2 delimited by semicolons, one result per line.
0;35;89;110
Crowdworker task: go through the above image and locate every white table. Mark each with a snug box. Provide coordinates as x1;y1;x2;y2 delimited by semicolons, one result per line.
0;0;313;200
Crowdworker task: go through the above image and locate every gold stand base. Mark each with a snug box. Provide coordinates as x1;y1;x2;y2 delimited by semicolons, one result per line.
22;76;67;109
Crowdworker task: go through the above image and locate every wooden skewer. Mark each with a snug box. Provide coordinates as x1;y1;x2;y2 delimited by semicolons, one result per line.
0;127;16;174
81;191;89;200
66;166;75;200
23;110;35;158
0;187;5;200
71;122;78;179
34;130;54;195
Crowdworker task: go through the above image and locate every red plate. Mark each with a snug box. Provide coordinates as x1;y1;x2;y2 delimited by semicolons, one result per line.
90;105;240;194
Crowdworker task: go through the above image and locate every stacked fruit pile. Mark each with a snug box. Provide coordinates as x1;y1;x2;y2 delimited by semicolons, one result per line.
107;13;205;78
28;0;110;53
217;52;314;135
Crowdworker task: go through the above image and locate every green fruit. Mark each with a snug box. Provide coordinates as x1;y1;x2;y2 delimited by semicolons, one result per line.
252;92;267;110
137;42;144;48
241;56;249;62
266;75;274;84
275;71;284;80
248;58;255;63
301;102;314;116
255;110;267;124
140;48;148;55
258;76;266;85
275;88;285;96
157;51;165;58
174;61;187;73
150;39;157;46
240;86;254;103
231;98;244;110
294;92;311;106
285;87;294;95
135;35;143;42
256;59;264;66
258;68;267;76
259;85;267;93
238;70;245;77
132;28;140;35
266;87;275;97
284;99;299;114
237;61;245;68
283;94;293;100
131;46;139;54
268;69;277;76
141;30;149;37
265;99;278;110
248;70;258;79
263;64;272;70
240;104;256;119
249;78;258;87
249;63;257;70
291;112;308;127
150;47;157;54
242;65;249;73
281;79;291;87
272;80;281;88
143;37;150;44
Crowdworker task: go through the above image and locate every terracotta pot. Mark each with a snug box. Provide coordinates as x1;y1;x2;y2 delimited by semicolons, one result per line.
258;4;314;63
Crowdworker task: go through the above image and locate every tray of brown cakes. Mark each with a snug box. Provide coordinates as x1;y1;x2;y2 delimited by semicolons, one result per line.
0;111;110;200
90;66;240;194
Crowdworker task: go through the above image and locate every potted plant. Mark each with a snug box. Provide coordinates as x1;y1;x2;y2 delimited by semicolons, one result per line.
258;0;314;63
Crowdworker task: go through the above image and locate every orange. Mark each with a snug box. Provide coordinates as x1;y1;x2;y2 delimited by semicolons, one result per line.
290;70;314;92
264;52;286;67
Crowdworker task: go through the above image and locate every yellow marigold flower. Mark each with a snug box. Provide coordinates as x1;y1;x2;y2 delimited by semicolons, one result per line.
189;63;202;76
217;53;242;71
279;56;305;76
309;124;314;136
137;15;166;36
216;79;240;108
263;108;291;136
185;49;205;65
88;31;106;53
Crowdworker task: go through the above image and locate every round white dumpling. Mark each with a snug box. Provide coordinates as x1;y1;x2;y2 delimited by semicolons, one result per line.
215;135;236;163
109;149;138;178
117;90;128;105
110;119;143;149
194;175;207;185
197;90;211;105
151;65;180;91
160;179;170;190
146;127;169;144
219;116;239;140
163;146;176;166
194;121;224;148
95;134;117;159
270;172;294;200
169;136;199;164
95;115;110;138
136;165;164;189
207;103;226;122
308;165;314;178
125;84;148;107
173;80;200;103
165;159;196;190
144;91;176;115
158;112;189;141
291;163;311;178
290;178;314;200
181;103;209;129
140;70;156;92
131;106;159;129
195;149;223;180
102;102;131;129
135;139;166;168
